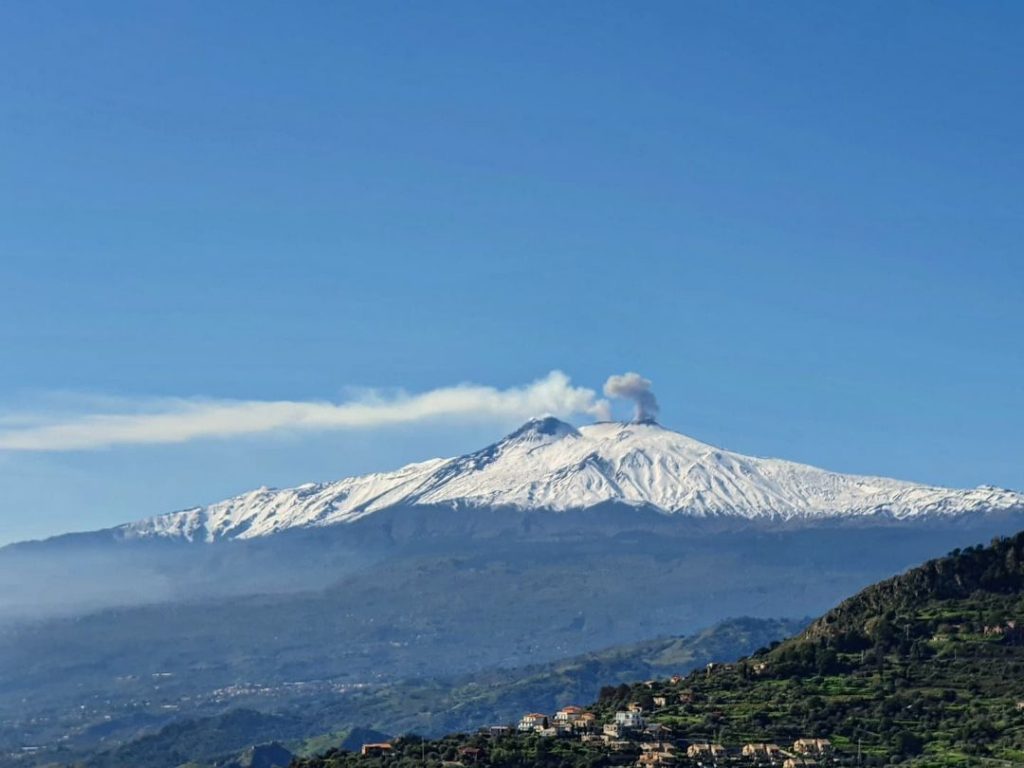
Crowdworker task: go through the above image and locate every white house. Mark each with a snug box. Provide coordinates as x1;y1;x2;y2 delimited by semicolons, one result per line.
614;710;645;729
554;706;584;723
518;713;547;732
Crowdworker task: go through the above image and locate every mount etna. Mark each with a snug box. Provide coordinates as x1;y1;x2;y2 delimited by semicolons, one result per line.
1;419;1021;765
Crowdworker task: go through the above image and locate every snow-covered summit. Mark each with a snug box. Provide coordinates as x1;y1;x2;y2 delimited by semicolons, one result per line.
121;418;1024;542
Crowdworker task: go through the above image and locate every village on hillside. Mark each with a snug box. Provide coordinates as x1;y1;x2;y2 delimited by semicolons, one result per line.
508;699;832;768
358;666;838;768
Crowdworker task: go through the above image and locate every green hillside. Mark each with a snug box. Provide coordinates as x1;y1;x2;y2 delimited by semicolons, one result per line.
44;618;797;768
294;532;1024;768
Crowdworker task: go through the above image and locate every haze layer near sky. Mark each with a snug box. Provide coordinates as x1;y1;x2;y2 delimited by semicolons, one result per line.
1;2;1022;544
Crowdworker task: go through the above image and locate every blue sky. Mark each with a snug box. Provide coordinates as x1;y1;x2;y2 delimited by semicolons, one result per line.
1;2;1022;544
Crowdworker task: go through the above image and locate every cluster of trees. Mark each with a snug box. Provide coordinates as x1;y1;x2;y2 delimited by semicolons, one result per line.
808;532;1024;644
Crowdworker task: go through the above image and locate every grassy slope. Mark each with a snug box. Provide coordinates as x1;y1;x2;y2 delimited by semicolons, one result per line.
295;532;1024;768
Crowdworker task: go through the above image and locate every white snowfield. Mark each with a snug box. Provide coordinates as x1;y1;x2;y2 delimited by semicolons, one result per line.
121;418;1024;542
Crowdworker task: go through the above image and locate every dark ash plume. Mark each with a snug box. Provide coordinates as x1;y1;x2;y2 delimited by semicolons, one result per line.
602;372;659;423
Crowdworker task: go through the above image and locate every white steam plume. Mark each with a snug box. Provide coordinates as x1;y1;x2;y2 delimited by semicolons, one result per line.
0;371;607;452
603;372;659;422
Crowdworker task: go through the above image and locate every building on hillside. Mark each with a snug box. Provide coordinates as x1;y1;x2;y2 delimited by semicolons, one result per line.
742;743;782;760
782;759;818;768
603;723;624;739
518;713;548;732
686;743;726;760
792;739;831;756
575;712;597;730
554;705;584;723
653;696;668;708
361;743;393;756
1002;621;1022;642
485;726;511;737
614;710;645;729
670;675;684;684
457;747;483;763
627;702;645;713
637;749;677;766
752;662;770;676
641;742;676;754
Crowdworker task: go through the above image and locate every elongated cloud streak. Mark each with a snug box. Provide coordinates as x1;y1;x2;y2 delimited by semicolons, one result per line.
0;371;605;452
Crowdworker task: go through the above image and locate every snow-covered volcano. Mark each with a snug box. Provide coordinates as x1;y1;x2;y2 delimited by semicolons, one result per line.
120;418;1024;542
